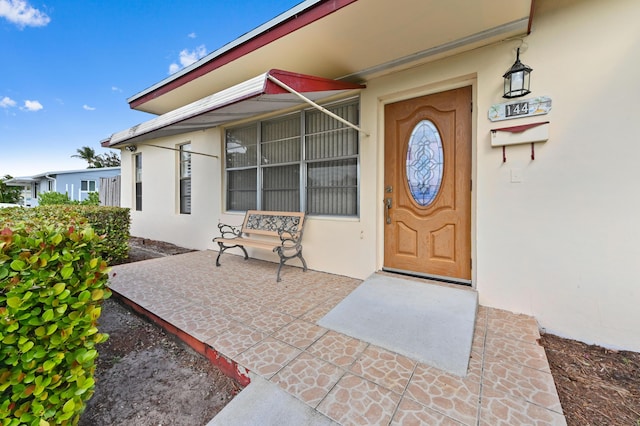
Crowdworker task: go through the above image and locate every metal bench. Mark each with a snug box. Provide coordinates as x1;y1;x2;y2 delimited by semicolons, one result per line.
213;210;307;282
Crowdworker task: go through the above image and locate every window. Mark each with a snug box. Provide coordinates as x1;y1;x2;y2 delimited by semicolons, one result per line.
134;153;142;211
225;98;359;216
80;180;96;192
179;143;191;214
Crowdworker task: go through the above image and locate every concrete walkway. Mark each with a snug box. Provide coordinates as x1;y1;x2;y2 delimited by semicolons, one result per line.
107;250;566;425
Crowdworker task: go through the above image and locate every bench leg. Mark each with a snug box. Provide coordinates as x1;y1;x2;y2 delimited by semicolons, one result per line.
215;242;225;266
240;246;249;260
298;251;308;272
276;257;285;283
275;249;307;282
216;242;248;267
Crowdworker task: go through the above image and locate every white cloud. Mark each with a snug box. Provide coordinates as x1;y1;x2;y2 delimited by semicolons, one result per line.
188;32;196;39
111;86;122;93
83;104;96;111
0;96;16;108
168;63;180;74
22;99;42;111
168;44;207;74
0;0;50;28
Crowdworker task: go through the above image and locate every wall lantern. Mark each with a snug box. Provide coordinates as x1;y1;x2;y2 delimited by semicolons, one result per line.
503;48;532;99
125;145;137;152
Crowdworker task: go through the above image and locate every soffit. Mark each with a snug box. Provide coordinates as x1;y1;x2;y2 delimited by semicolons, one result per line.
135;0;532;115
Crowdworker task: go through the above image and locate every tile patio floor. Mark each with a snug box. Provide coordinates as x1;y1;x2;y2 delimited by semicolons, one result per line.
106;250;566;425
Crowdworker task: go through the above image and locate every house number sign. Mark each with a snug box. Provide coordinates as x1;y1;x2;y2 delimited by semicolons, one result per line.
488;96;552;122
505;101;529;117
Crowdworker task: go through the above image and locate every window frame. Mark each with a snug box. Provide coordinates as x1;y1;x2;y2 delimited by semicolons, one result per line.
179;143;192;214
224;97;360;217
134;153;142;211
80;180;96;192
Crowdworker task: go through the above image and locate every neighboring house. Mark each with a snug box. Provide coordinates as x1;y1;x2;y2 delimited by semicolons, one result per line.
101;0;640;352
5;167;121;206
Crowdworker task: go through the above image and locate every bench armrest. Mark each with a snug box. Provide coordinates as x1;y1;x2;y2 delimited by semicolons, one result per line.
217;222;242;239
277;228;303;247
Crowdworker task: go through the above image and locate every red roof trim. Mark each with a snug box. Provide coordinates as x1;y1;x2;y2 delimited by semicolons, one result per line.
264;69;365;94
130;0;359;109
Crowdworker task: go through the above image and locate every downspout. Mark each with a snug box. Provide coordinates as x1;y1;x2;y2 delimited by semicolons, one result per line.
44;175;56;193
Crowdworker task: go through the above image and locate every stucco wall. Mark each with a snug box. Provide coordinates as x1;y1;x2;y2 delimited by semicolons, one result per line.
359;0;640;351
121;0;640;351
475;0;640;351
121;130;221;250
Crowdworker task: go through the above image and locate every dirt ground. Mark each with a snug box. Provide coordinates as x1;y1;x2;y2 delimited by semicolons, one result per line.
79;238;239;426
84;237;640;425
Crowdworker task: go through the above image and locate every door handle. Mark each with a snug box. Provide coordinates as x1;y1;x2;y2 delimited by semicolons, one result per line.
384;198;392;224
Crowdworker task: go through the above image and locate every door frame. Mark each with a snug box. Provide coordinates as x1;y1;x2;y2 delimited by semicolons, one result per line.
378;78;477;286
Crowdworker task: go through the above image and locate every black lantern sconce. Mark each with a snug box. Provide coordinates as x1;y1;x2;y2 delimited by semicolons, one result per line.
503;48;532;99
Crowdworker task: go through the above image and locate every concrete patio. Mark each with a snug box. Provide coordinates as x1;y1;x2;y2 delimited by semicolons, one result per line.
106;250;566;425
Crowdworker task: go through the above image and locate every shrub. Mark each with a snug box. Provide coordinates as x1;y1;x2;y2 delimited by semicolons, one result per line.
76;206;129;263
38;192;73;206
80;193;100;206
33;206;130;264
0;207;111;425
38;192;100;207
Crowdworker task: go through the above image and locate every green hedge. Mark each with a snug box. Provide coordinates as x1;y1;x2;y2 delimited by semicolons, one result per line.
34;206;130;264
0;208;112;425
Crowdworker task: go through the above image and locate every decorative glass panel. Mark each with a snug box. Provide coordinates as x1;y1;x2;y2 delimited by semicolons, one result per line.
406;120;444;206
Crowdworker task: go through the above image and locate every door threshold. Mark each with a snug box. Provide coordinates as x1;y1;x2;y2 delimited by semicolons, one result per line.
381;267;472;287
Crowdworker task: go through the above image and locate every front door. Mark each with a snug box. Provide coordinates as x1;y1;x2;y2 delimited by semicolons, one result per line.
383;86;472;282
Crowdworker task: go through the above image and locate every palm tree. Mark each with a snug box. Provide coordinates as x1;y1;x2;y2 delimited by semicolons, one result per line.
71;146;99;168
95;151;121;167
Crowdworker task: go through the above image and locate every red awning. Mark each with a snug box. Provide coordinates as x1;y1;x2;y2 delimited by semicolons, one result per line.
103;69;365;147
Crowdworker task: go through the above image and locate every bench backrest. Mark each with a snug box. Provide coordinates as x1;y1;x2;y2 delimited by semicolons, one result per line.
242;210;306;237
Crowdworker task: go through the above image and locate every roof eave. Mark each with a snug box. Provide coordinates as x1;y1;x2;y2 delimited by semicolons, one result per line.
127;0;357;110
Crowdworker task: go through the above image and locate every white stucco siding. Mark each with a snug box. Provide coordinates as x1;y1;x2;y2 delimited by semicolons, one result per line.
118;0;640;351
474;0;640;351
122;128;223;250
358;0;640;351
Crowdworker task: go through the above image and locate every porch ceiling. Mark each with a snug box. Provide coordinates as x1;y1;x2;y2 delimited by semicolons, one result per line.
133;0;532;115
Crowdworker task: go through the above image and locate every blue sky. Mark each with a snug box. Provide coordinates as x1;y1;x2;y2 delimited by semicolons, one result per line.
0;0;301;177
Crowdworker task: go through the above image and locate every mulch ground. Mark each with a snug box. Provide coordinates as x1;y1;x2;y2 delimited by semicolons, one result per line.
540;333;640;425
96;237;640;425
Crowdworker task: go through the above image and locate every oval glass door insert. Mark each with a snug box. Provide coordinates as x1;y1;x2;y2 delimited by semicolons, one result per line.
406;120;444;206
